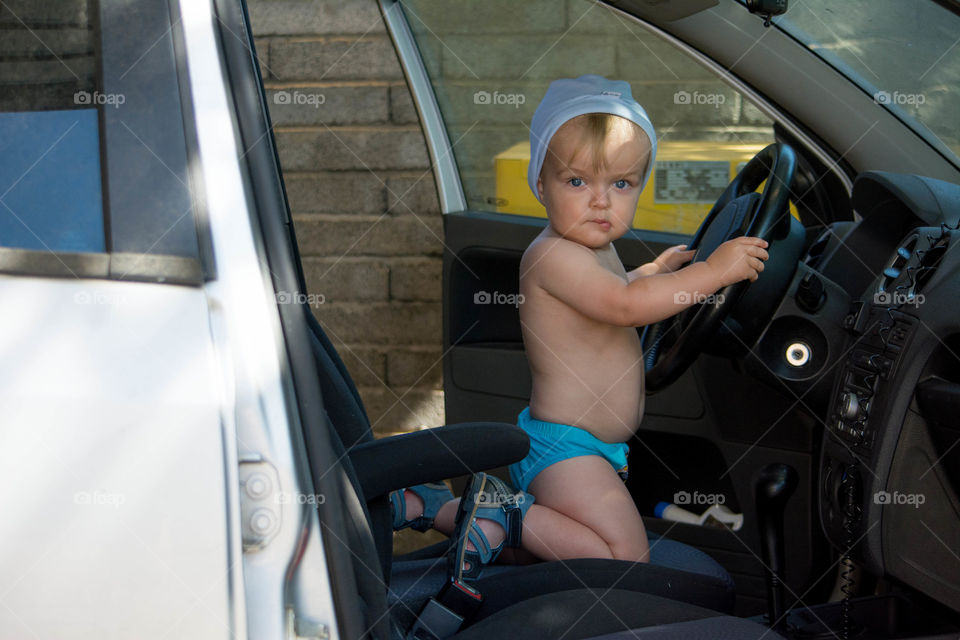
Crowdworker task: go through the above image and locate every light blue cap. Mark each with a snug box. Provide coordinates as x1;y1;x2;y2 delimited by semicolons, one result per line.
528;74;657;203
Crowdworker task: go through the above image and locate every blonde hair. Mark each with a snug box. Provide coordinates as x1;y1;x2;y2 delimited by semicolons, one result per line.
553;113;645;174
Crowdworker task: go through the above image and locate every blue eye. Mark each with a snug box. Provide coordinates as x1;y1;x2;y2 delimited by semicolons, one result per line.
569;177;583;187
614;179;629;189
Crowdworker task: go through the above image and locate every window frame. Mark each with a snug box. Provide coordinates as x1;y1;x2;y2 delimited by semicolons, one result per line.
0;0;214;285
383;0;854;227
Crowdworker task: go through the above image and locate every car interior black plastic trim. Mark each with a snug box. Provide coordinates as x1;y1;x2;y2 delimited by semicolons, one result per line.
350;422;530;499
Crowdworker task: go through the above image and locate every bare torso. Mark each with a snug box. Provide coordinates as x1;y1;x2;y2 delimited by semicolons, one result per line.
520;227;645;443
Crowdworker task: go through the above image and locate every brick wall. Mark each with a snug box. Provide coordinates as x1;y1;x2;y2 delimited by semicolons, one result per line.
250;0;445;436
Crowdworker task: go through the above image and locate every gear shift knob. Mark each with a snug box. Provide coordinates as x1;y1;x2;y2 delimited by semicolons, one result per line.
756;463;799;510
754;463;798;631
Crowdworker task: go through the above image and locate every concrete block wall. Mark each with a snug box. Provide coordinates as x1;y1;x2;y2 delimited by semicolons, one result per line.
250;0;445;437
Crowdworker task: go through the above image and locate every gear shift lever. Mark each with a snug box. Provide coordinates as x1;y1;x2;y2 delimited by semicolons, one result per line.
754;463;798;631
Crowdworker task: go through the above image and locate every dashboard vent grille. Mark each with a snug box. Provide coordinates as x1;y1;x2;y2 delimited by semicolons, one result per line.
877;229;952;305
912;233;950;296
877;233;917;298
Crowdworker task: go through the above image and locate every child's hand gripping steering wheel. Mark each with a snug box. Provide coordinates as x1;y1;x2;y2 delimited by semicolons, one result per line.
642;143;798;391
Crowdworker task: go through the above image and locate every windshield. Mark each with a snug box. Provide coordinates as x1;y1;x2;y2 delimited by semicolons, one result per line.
774;0;960;169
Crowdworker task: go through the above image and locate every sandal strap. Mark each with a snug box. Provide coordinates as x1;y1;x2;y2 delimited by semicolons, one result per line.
390;489;407;529
408;482;453;517
391;482;454;532
481;475;534;549
466;527;495;564
450;473;489;581
502;498;527;548
454;474;535;580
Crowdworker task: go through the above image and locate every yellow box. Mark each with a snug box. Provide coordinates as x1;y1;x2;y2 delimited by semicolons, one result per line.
494;140;797;234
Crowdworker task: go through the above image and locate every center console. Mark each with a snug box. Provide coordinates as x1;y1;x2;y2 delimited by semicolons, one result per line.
820;302;917;546
818;224;950;568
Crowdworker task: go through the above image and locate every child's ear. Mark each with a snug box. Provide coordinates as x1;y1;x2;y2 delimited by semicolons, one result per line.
537;177;545;201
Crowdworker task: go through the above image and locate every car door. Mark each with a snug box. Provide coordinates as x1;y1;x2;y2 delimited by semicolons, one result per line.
381;0;861;615
0;1;236;637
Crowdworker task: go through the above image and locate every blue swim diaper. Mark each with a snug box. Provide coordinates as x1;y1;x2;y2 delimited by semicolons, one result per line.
508;407;629;493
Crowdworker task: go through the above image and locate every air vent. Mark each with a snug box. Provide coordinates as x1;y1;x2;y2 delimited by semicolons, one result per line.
803;229;831;269
912;234;950;296
877;233;917;298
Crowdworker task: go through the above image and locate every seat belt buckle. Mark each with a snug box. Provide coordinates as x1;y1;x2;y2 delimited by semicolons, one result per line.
439;577;483;609
405;578;483;640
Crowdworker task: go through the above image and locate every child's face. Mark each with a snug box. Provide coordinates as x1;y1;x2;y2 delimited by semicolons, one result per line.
536;117;650;249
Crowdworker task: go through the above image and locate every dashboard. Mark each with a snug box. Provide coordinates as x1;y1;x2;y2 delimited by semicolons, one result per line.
812;171;960;611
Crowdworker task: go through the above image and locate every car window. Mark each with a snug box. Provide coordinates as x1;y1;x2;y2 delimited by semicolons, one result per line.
0;1;203;269
400;0;777;235
775;0;960;171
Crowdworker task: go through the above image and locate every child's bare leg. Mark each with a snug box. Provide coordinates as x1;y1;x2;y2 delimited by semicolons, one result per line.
526;455;649;562
497;546;540;565
431;495;560;572
426;457;648;565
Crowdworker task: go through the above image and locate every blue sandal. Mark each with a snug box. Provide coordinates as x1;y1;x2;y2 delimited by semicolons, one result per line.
390;482;454;532
449;472;534;581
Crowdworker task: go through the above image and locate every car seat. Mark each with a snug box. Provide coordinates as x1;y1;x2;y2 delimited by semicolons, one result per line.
302;304;739;626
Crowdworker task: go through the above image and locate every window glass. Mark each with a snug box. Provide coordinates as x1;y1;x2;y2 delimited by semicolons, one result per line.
0;0;200;260
401;0;776;234
0;1;102;252
776;0;960;170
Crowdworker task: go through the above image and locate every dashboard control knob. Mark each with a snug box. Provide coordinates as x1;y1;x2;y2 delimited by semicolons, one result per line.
840;392;860;420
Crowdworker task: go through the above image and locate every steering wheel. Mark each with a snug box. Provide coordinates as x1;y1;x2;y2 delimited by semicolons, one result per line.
642;143;797;392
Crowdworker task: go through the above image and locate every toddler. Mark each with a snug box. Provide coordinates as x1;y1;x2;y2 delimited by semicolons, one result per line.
392;74;768;578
